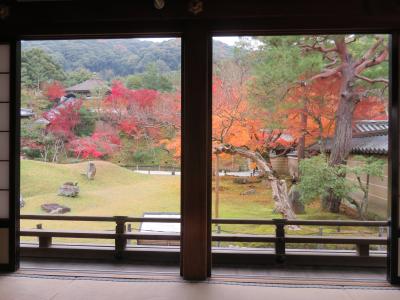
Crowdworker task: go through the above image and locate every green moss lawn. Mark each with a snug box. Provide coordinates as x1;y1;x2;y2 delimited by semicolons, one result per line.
20;160;381;248
21;160;180;242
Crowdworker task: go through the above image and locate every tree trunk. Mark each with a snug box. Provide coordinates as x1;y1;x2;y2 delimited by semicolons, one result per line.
325;38;357;212
302;36;388;214
215;154;220;219
360;174;370;220
328;95;355;166
323;192;342;213
215;145;297;219
297;99;308;161
324;90;355;213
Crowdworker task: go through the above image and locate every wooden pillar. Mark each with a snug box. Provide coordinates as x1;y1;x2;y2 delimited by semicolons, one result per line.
181;22;211;280
389;32;400;284
115;216;127;259
0;39;19;272
274;219;286;263
215;154;220;220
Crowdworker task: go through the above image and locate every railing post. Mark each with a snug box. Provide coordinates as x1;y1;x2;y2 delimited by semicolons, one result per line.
115;216;127;259
274;219;286;263
36;224;52;248
356;243;370;257
317;227;323;249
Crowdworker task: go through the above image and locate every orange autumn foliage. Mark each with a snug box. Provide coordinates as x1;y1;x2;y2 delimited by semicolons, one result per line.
212;74;387;155
277;76;387;147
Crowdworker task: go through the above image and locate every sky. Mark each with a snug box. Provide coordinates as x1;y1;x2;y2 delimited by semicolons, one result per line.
139;37;240;46
213;37;241;46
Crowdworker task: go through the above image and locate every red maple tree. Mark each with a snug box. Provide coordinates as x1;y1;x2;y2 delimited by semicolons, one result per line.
70;129;121;159
44;81;65;101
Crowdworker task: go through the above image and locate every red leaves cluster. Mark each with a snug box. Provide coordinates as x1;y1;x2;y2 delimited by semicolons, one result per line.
103;81;162;139
353;97;387;121
44;81;65;101
132;89;158;108
36;80;182;161
119;119;138;136
212;74;388;154
104;81;158;109
70;130;121;159
268;77;387;148
95;81;180;159
44;99;82;139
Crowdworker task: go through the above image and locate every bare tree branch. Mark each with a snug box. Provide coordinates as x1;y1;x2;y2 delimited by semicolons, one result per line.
323;57;338;69
214;144;298;220
355;48;389;74
355;74;389;84
307;66;341;82
354;37;385;68
300;43;337;53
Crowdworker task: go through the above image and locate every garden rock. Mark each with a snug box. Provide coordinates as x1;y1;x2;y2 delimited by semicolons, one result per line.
86;162;96;180
20;196;25;208
240;189;256;196
58;182;79;197
233;177;250;184
288;185;305;214
41;203;71;214
233;177;262;185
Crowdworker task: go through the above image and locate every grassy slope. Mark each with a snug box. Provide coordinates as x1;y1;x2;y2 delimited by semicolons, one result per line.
21;160;378;247
21;160;180;234
211;177;366;239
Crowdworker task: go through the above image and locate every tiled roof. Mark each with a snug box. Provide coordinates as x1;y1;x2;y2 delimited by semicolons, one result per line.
65;79;108;93
351;134;387;154
353;120;388;137
309;120;388;155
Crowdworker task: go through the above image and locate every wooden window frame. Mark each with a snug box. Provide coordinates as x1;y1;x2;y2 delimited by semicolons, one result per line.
0;1;399;284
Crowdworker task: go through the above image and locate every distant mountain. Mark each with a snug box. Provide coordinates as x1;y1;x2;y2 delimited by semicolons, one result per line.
22;38;234;78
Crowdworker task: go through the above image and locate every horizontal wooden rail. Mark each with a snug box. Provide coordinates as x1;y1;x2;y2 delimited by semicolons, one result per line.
20;215;181;223
211;218;389;226
21;215;116;222
284;235;387;245
19;215;389;262
212;234;276;243
211;219;275;225
21;215;389;226
21;229;116;239
20;230;387;244
20;229;180;240
284;220;389;227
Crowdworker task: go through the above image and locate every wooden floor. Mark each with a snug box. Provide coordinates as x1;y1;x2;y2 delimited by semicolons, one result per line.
0;259;399;300
20;257;387;281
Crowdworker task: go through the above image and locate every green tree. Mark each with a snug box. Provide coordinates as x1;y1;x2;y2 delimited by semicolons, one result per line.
64;68;94;87
250;35;388;212
347;156;385;219
125;74;143;90
21;48;66;92
298;155;354;206
141;63;173;92
74;108;96;137
298;155;385;219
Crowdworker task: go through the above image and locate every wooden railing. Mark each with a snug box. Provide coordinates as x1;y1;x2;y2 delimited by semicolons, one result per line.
20;215;389;262
212;219;388;259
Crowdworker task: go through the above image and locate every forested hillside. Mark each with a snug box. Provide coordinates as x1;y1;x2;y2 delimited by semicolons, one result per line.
22;38;232;78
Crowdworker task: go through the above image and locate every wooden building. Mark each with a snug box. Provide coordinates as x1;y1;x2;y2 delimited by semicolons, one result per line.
308;120;389;218
0;0;399;287
65;78;109;98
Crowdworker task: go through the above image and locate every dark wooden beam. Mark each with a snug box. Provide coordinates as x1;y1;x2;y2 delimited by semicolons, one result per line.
181;21;211;281
388;32;400;285
2;1;400;37
6;0;400;23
